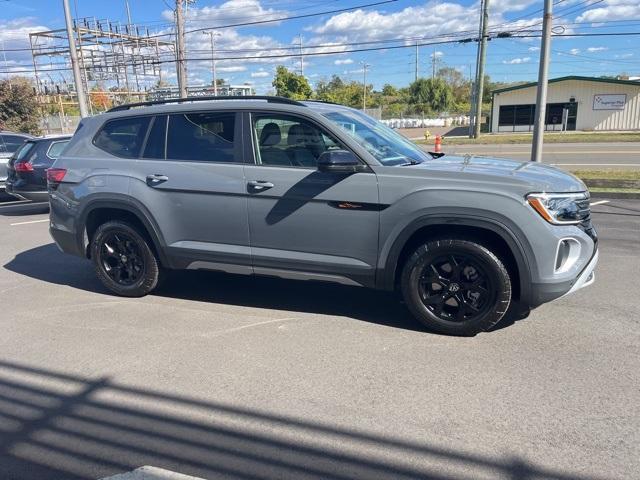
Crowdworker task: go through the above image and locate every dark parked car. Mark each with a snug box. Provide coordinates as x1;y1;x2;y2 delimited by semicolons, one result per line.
6;135;71;202
0;131;34;191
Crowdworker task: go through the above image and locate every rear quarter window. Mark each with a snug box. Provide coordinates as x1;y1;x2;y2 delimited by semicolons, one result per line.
93;117;151;158
47;140;70;159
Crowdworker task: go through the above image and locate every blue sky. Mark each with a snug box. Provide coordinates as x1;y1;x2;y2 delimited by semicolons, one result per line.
1;0;639;93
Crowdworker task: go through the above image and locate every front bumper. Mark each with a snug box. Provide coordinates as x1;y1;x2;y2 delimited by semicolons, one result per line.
529;246;598;307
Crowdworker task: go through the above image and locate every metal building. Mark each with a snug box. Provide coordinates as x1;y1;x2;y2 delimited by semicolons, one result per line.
491;76;640;133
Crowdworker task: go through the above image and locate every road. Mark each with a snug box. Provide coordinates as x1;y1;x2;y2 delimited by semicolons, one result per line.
0;198;638;480
421;142;640;170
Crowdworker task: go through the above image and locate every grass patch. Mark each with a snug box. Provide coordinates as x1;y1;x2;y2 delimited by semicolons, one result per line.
417;132;640;145
589;187;640;193
572;170;640;180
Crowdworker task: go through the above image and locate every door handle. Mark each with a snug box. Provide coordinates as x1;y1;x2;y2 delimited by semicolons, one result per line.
247;180;275;191
146;174;169;186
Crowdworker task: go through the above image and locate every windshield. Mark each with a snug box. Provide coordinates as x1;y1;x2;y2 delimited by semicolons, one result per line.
318;108;431;166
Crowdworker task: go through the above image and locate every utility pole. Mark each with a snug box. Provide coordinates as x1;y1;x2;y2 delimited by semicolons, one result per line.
468;0;484;138
62;0;88;117
125;0;132;25
473;0;489;139
531;0;553;162
432;49;436;79
203;31;221;95
361;62;370;110
175;0;188;98
298;34;304;77
415;41;419;82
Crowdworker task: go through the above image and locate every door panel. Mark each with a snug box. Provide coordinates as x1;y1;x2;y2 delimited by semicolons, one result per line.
244;112;380;287
128;112;251;270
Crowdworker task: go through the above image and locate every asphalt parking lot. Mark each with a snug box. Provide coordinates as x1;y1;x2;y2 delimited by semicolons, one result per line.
0;195;638;480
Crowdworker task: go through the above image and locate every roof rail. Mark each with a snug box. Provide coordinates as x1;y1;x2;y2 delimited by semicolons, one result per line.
107;95;305;113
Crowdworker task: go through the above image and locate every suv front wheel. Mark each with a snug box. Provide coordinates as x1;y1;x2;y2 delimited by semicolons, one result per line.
401;239;512;336
91;220;162;297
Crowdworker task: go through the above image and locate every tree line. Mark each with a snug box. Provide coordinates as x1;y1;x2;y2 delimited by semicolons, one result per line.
273;65;519;117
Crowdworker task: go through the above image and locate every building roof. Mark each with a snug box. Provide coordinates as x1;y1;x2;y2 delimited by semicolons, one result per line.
492;76;640;95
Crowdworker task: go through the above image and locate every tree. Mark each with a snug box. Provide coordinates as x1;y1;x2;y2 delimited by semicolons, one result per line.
272;65;312;100
0;77;41;134
437;67;470;106
315;75;368;108
381;84;398;97
408;77;454;114
90;84;112;111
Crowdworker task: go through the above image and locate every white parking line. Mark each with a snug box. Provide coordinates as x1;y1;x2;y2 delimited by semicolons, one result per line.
590;200;610;206
9;219;49;226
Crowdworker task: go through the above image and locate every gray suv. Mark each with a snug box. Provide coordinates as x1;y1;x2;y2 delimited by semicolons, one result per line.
48;97;598;336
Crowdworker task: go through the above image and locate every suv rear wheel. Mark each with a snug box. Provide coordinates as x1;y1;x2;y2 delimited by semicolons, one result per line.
401;239;512;336
91;220;162;297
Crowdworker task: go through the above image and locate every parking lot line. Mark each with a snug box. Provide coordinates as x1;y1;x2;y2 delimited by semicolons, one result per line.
10;219;49;226
590;200;610;206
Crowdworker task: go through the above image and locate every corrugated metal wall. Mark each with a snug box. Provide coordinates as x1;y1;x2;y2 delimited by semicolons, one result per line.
491;79;640;132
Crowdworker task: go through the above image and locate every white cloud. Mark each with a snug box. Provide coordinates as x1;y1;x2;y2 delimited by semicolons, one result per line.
163;0;285;25
503;57;531;64
615;53;634;59
586;47;608;52
217;65;247;73
334;58;354;65
528;46;540;52
570;48;581;55
431;51;444;58
576;0;640;23
251;70;270;78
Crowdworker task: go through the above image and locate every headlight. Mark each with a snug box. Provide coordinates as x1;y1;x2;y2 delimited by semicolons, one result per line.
527;192;588;225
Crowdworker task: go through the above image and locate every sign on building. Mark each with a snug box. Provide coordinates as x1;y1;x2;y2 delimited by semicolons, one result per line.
593;94;626;111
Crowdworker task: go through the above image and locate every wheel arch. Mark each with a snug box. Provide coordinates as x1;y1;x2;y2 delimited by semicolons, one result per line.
79;196;169;267
378;216;534;305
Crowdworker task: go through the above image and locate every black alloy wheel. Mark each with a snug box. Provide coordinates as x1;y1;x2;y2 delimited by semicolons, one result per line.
418;253;495;323
91;220;162;297
401;239;512;336
99;231;145;286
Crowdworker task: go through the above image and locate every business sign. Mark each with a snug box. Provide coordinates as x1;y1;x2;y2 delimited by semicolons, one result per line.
593;94;627;110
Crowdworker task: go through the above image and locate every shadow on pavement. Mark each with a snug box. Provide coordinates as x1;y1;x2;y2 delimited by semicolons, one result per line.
0;201;49;217
0;359;610;480
3;243;422;333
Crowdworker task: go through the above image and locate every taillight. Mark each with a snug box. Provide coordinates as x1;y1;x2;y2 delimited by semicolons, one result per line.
46;168;67;184
15;161;34;173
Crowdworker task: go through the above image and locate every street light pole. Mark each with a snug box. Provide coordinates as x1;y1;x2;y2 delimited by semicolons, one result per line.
203;31;221;95
62;0;88;117
531;0;554;162
473;0;489;139
361;61;370;110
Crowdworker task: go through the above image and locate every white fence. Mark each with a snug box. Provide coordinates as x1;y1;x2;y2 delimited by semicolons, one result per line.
381;116;470;129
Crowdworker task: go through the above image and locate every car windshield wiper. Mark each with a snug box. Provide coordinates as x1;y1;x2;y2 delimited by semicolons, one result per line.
399;159;424;166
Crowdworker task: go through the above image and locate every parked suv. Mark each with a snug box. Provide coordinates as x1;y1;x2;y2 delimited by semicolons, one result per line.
48;97;598;336
1;131;33;191
6;135;71;202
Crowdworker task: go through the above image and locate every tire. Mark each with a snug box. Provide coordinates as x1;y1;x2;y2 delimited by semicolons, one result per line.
401;239;512;336
91;220;162;297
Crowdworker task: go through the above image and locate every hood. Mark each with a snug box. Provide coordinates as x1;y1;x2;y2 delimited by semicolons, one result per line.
406;155;587;193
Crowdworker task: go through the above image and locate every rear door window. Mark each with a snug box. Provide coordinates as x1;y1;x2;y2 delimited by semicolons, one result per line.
0;135;29;155
93;116;151;158
166;112;237;163
47;140;70;159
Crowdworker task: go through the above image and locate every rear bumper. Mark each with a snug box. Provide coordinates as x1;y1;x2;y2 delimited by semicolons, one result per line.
5;179;49;202
529;247;598;307
50;225;85;257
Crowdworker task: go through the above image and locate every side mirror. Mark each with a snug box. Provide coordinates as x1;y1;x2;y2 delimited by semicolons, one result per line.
317;150;364;173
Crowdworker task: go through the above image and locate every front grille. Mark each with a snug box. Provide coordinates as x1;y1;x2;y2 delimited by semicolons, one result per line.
578;195;597;243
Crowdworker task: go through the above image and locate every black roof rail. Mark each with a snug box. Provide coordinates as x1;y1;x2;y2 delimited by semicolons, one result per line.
107;95;305;113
